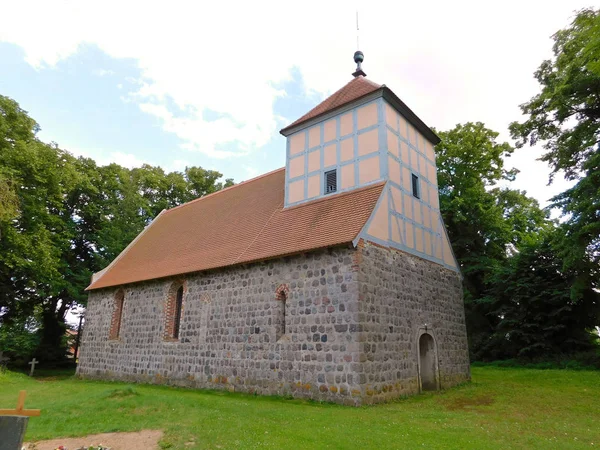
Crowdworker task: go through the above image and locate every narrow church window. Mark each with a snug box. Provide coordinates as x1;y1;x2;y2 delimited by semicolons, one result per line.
412;174;420;199
275;284;289;341
173;286;184;339
109;289;125;340
324;169;337;194
165;281;185;341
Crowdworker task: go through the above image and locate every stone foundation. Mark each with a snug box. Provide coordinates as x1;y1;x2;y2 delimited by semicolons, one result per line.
78;242;470;405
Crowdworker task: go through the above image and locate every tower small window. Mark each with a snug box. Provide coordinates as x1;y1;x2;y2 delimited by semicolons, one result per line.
412;174;420;199
324;169;337;194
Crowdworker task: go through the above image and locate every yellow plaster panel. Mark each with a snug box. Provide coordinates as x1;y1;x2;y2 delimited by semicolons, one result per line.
421;181;429;205
434;234;443;259
422;206;431;230
424;230;432;256
340;112;353;136
427;162;437;186
358;129;379;156
359;156;380;185
341;138;354;162
398;114;407;139
402;169;412;195
442;231;456;267
391;216;402;244
289;155;304;178
387;129;399;158
388;156;401;187
288;179;305;204
403;192;413;220
408;123;417;146
309;126;321;149
405;222;415;249
429;185;439;210
307;174;320;199
357;103;378;130
400;141;410;165
424;140;435;161
418;153;426;176
289;132;305;156
341;163;355;189
415;227;424;252
324;119;336;143
390;185;403;215
385;103;398;131
324;143;336;168
308;149;320;173
412;197;422;225
367;191;389;241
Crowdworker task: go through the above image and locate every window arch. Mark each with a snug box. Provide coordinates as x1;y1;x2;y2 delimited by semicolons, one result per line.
275;284;290;341
165;280;186;340
109;289;125;340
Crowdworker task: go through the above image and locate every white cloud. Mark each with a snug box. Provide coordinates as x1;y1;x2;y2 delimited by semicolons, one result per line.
0;0;590;204
92;68;114;77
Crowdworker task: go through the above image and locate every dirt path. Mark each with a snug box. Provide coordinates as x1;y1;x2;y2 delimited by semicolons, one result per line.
24;430;163;450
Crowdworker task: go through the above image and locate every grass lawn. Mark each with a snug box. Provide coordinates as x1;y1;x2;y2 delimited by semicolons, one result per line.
1;367;599;449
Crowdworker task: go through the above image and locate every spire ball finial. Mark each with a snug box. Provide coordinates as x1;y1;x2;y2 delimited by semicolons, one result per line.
352;50;366;78
354;50;364;65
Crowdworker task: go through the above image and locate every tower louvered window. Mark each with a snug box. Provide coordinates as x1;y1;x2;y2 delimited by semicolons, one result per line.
324;169;337;194
412;174;420;199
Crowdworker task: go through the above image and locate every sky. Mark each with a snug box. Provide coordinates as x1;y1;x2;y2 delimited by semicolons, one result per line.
0;0;596;211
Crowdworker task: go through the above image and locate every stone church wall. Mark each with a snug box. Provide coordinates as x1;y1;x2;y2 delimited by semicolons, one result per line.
355;240;470;403
78;242;471;405
77;246;366;405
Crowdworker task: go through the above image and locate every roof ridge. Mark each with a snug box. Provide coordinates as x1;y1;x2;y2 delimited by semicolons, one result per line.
283;180;386;212
166;167;285;214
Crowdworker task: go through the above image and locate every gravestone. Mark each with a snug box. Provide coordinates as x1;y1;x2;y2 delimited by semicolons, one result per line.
0;416;28;450
0;391;41;450
28;358;38;377
0;352;9;367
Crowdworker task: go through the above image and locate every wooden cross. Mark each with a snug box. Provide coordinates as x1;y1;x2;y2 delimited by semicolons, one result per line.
28;358;38;377
0;390;41;417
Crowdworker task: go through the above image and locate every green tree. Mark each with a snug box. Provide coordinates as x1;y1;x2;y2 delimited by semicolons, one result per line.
509;8;600;292
487;230;600;359
0;94;235;364
435;122;551;359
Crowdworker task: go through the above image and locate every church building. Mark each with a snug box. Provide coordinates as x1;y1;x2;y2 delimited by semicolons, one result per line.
77;53;470;405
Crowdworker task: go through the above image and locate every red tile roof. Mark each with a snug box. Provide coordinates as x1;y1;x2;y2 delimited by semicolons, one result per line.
280;76;381;133
87;169;384;290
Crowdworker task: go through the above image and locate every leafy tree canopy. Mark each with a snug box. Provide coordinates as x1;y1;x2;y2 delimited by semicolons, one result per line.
510;8;600;289
0;94;235;363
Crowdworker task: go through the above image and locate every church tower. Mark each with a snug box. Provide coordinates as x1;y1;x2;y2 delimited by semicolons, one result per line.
280;52;459;272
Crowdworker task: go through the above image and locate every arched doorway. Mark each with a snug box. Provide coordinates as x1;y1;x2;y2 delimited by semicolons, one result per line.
418;333;438;391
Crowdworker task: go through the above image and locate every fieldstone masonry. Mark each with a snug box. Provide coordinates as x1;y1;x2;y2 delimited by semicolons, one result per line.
78;242;470;405
356;240;470;403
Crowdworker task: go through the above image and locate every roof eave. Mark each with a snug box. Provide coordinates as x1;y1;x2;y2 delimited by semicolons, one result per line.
279;86;440;146
280;89;384;137
85;209;167;291
381;87;441;145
